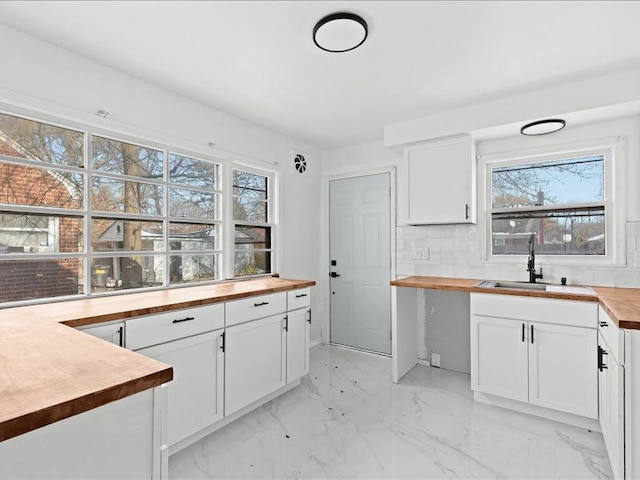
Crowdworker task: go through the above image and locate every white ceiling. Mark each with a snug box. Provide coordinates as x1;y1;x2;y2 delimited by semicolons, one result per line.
0;1;639;149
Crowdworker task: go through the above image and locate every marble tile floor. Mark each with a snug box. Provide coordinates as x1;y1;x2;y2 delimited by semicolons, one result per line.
169;344;612;479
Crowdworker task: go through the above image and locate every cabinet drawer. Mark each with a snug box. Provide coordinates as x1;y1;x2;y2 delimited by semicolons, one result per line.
225;292;286;327
598;306;623;364
470;293;597;328
287;288;311;310
126;303;224;351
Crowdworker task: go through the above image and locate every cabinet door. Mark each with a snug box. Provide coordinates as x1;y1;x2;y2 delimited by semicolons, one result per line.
78;322;124;346
405;135;475;225
287;308;310;382
138;329;224;447
603;349;625;480
528;322;597;418
598;343;611;453
471;315;528;402
225;314;286;416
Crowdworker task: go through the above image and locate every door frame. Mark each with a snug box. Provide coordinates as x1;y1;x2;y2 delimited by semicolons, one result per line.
322;167;397;349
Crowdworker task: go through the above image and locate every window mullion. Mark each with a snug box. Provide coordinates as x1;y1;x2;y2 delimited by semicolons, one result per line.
84;130;92;296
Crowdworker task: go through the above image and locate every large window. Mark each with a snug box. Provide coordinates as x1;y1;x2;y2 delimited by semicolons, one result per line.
0;110;275;305
485;147;612;260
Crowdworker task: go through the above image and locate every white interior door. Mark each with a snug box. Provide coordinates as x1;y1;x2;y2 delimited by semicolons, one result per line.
329;173;391;355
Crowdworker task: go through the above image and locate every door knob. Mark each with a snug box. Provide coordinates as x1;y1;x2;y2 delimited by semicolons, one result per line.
330;272;340;278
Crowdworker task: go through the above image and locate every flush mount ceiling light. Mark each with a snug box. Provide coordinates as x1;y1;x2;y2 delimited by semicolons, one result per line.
313;12;368;53
520;119;566;136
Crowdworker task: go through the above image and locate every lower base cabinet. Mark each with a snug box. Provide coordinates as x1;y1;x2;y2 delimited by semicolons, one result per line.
225;314;287;416
287;307;311;382
528;322;597;418
598;322;625;479
0;388;165;480
137;330;224;447
471;293;598;420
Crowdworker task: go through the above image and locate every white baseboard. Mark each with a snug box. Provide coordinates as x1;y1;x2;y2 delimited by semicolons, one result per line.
417;358;431;367
473;391;601;432
310;337;322;348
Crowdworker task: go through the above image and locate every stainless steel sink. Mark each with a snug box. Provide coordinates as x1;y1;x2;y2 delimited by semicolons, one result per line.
475;280;595;295
476;280;547;291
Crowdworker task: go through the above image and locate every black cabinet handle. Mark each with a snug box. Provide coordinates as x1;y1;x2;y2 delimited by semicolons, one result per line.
521;323;525;342
307;309;312;324
172;316;195;324
220;332;225;353
118;326;124;347
330;272;340;278
284;315;288;332
599;321;608;327
598;346;608;371
295;293;308;298
530;324;534;344
465;204;470;220
254;302;269;307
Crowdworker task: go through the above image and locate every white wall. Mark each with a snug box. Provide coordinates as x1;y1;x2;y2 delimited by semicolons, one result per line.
0;24;323;341
322;117;640;286
321;115;640;365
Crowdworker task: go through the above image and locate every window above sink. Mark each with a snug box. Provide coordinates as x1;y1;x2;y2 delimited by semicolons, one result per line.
477;136;626;267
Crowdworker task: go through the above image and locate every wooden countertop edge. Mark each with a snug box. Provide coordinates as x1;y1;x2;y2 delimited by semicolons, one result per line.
391;276;640;329
0;367;173;443
61;279;317;328
0;277;315;443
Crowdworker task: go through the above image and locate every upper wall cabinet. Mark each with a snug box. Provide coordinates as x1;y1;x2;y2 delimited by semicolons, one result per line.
404;134;476;225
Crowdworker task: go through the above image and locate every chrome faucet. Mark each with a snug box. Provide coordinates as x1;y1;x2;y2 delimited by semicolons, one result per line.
527;233;543;283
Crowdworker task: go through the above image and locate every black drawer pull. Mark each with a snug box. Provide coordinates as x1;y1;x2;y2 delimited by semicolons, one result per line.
307;309;312;324
172;316;195;324
254;301;269;307
599;321;608;327
295;293;308;298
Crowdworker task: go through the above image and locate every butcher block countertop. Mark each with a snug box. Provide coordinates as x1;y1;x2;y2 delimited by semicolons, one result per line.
0;277;315;443
391;276;640;330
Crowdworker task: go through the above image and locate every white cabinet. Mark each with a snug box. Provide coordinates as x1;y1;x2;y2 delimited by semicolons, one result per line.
286;288;312;382
598;306;625;480
137;330;224;447
404;134;476;225
127;305;225;448
225;292;287;327
528;322;597;418
225;314;287;416
0;388;165;480
471;293;598;419
287;307;311;383
471;316;528;402
77;321;124;346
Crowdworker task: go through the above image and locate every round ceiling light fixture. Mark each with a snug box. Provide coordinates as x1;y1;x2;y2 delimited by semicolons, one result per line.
520;119;566;136
313;12;368;53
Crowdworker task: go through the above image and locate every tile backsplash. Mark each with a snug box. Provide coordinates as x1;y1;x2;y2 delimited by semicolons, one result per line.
396;222;640;288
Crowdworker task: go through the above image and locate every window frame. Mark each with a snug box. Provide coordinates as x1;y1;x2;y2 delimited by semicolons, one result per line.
0;106;280;307
227;163;277;279
477;138;626;267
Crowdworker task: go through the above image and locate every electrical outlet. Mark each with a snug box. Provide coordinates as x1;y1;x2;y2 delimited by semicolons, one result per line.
413;248;429;259
431;353;440;368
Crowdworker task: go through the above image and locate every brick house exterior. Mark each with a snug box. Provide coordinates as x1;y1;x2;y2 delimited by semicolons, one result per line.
0;143;83;302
